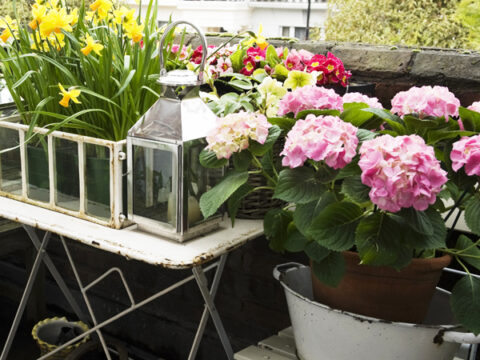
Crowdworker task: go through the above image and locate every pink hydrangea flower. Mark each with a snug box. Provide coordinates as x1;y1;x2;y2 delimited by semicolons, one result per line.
342;92;383;109
450;135;480;176
281;114;358;169
391;86;460;121
359;135;447;212
467;101;480;113
298;49;314;63
277;85;343;117
206;112;272;159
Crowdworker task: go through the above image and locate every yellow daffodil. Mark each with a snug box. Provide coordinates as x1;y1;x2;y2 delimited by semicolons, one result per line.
29;3;47;30
39;8;73;37
69;8;79;26
283;70;316;90
45;0;60;10
58;83;81;108
0;16;18;43
90;0;113;20
30;32;49;51
113;6;136;25
81;34;104;56
244;24;268;50
124;21;144;43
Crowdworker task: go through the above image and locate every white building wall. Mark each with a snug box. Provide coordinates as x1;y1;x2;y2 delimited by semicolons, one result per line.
127;0;328;39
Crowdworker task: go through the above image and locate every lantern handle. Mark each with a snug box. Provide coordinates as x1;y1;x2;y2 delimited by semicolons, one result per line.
159;21;207;83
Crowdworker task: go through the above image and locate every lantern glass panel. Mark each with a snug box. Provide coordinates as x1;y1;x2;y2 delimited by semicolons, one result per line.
0;127;21;195
26;139;49;202
132;144;176;227
184;139;222;228
54;138;79;211
85;143;110;219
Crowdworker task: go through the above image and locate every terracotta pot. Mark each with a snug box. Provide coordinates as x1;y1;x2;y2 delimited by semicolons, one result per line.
311;251;452;324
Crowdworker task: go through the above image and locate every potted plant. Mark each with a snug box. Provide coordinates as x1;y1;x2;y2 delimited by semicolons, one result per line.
199;82;480;337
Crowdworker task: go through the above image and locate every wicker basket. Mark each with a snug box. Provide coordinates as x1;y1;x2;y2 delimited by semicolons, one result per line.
234;137;285;219
32;317;90;359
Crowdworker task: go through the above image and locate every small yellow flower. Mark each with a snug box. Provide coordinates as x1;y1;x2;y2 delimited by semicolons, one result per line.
81;34;104;56
124;21;144;43
29;3;47;30
58;83;81;108
45;0;60;10
39;8;73;37
244;24;268;50
90;0;113;20
0;16;18;43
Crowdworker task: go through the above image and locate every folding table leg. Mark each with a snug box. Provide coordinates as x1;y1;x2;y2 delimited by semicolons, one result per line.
192;255;234;360
60;236;112;360
0;231;51;360
23;225;88;323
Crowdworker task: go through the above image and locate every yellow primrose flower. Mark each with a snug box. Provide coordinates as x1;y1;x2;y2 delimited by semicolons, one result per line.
113;6;136;25
29;3;47;30
39;8;73;37
81;34;104;56
283;70;316;90
244;24;268;50
0;16;18;43
90;0;113;20
124;21;144;43
58;83;81;108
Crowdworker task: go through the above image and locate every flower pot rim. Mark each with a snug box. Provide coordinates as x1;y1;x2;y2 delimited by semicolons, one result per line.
343;250;452;271
276;263;458;328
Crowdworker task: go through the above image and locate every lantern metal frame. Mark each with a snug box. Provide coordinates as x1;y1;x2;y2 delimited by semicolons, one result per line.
127;21;223;242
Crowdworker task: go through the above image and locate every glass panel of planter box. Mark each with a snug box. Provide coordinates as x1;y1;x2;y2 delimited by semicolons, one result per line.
85;143;111;219
26;139;50;202
0;127;21;195
132;143;177;228
54;138;79;211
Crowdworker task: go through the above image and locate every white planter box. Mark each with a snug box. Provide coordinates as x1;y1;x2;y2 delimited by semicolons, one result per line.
0;117;127;229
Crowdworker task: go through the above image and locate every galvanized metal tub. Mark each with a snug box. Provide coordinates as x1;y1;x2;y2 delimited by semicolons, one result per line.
274;263;480;360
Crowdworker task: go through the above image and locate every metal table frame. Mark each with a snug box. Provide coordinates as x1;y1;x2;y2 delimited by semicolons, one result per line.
0;197;263;360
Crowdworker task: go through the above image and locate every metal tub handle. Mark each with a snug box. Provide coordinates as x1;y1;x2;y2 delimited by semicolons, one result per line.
273;262;306;281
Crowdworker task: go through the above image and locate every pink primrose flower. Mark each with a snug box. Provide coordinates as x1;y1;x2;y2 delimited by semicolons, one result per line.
342;92;383;109
206;112;272;159
359;134;447;212
391;86;460;121
247;46;266;62
284;49;304;71
306;54;327;73
451;135;480;176
467;101;480;113
240;55;257;76
277;85;343;117
216;57;233;75
281;114;358;169
298;49;314;63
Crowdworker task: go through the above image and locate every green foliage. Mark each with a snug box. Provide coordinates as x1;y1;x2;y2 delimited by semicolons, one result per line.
456;0;480;50
325;0;473;49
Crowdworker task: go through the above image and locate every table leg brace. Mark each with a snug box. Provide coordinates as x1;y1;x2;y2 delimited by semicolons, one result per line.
193;259;234;360
0;231;51;360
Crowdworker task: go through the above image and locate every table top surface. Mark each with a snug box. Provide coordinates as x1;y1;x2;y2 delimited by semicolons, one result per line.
0;197;264;269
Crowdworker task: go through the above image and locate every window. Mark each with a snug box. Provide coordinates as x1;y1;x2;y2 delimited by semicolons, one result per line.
294;27;306;40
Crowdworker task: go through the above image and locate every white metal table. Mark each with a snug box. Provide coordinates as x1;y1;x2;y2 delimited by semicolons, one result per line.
0;196;263;360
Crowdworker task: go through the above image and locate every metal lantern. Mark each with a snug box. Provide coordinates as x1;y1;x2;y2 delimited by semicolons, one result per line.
127;21;223;242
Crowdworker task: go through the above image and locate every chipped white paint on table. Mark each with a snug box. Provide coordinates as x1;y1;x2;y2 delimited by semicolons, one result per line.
0;196;263;360
0;196;263;268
